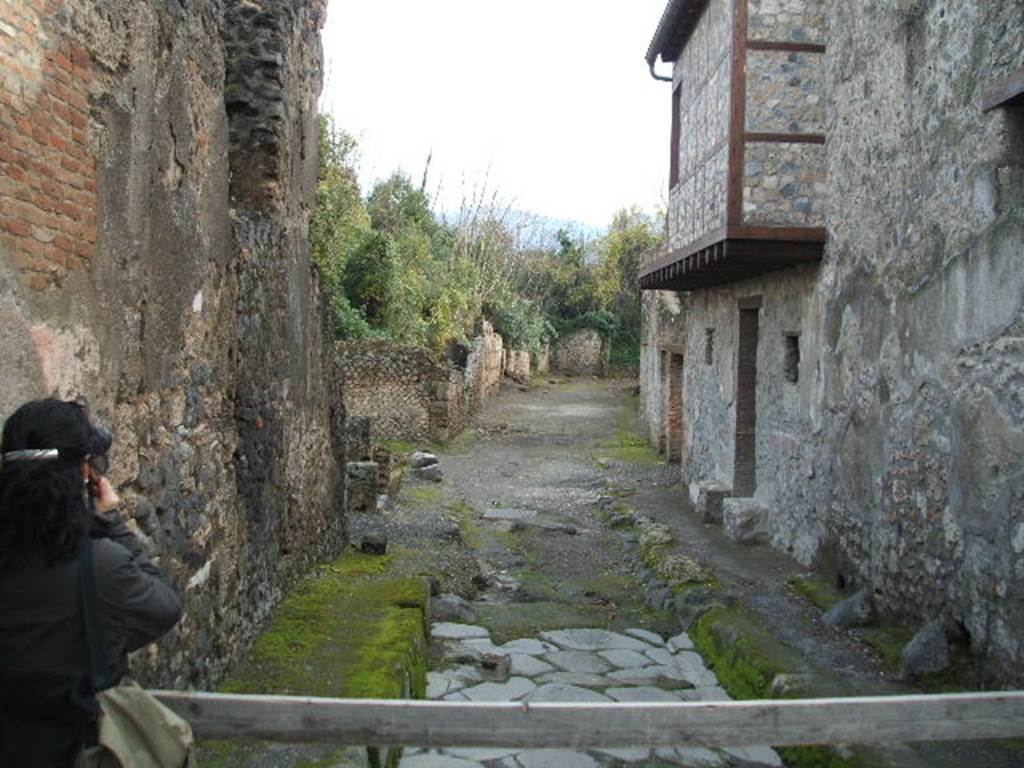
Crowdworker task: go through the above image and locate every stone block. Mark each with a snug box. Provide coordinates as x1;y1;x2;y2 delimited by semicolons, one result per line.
689;481;731;524
346;415;372;461
722;498;769;544
346;461;379;513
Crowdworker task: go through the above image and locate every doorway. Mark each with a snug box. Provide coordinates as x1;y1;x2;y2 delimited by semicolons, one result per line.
666;351;684;464
734;299;761;496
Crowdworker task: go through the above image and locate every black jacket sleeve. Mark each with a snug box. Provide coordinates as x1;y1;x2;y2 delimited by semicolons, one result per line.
91;514;182;657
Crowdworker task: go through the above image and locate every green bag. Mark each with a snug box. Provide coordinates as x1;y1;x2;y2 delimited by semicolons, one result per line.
76;680;193;767
74;539;193;767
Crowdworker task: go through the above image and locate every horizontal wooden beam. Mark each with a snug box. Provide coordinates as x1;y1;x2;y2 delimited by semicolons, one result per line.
153;691;1024;749
745;132;826;145
747;40;826;54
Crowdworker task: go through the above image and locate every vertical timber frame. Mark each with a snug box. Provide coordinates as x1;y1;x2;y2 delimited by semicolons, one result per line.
726;0;749;226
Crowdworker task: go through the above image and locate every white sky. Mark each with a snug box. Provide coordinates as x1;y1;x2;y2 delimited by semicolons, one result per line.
320;1;670;232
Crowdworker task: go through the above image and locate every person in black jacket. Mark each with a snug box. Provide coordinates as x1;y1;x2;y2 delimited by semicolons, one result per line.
0;398;182;767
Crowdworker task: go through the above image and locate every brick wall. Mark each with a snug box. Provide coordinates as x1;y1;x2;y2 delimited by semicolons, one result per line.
0;1;96;291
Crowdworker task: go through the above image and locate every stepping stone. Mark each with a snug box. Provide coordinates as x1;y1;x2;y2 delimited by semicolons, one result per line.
499;638;556;656
510;654;556;677
427;672;452;699
592;747;651;763
546;650;613;674
535;671;613;689
605;686;682;703
525;683;612;703
514;750;600;768
673;651;719;686
444;747;519;761
625;628;665;647
442;691;469;701
398;756;481;768
540;629;649;652
680;686;731;702
655;746;727;766
607;667;690;687
461;637;501;654
460;677;536;702
723;745;784;767
598;649;651;669
399;755;484;768
644;647;674;666
668;631;695;652
433;623;490;640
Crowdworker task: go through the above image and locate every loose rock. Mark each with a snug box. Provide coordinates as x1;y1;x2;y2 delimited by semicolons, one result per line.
900;621;951;680
411;451;439;469
359;533;387;555
823;588;875;629
417;464;444;483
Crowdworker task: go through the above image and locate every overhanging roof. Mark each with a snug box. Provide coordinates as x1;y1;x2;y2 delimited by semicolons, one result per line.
645;0;711;67
640;226;827;291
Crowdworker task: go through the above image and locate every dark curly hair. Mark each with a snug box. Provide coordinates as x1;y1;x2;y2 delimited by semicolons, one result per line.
0;399;97;571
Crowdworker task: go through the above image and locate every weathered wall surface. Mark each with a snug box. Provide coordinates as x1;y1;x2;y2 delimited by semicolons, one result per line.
820;0;1024;682
338;322;511;444
642;0;1024;681
639;290;688;451
553;328;607;377
336;341;447;442
668;0;732;251
0;0;344;689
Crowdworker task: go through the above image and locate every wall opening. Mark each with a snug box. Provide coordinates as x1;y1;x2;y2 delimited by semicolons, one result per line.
667;352;685;464
658;350;669;454
734;301;760;497
783;333;800;383
670;84;682;188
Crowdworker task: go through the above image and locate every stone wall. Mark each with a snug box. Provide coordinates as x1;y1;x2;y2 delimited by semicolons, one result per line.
338;322;512;444
0;0;344;690
642;0;1024;681
553;328;607;377
667;0;732;251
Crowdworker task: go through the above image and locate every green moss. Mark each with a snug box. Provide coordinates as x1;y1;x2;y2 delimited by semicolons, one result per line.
787;575;845;613
860;624;915;674
776;744;877;768
220;549;428;701
384;439;417;456
403;484;444;505
594;392;665;466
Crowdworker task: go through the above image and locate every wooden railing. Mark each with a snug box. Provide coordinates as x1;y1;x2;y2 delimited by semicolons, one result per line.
155;691;1024;748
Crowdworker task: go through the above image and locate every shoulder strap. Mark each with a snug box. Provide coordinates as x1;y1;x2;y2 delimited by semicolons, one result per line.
75;536;111;703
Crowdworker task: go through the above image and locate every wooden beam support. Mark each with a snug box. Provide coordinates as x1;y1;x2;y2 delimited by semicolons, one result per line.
746;40;826;54
744;132;826;145
153;691;1024;749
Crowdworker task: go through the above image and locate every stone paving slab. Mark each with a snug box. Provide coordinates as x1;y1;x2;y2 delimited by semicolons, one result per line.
498;638;557;656
399;754;484;768
655;746;728;766
460;677;536;702
534;671;613;689
525;683;611;703
605;685;683;702
539;628;650;652
668;631;696;652
598;648;651;669
546;649;613;674
509;654;555;677
432;623;490;640
625;627;665;646
512;750;601;768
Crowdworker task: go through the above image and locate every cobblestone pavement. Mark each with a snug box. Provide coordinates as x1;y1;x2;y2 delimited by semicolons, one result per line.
400;624;782;768
392;379;784;768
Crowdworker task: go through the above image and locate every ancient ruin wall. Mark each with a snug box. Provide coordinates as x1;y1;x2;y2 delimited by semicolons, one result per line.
667;0;732;251
0;0;344;689
639;290;689;452
820;0;1024;681
553;328;607;377
336;341;448;442
337;323;510;444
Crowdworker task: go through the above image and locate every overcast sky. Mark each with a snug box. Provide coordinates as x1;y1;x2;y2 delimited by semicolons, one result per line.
320;1;670;232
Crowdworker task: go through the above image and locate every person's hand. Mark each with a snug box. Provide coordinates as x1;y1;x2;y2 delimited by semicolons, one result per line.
92;475;121;515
